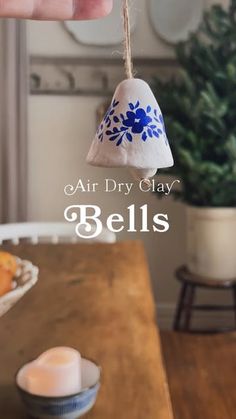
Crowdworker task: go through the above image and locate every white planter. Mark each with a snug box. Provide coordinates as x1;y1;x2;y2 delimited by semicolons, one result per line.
186;206;236;280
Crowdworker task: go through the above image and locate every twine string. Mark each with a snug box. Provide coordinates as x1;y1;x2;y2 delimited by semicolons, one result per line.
123;0;151;183
123;0;134;79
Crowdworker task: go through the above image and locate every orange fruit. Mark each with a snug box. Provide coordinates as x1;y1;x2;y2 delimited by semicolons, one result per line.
0;268;13;297
0;252;17;276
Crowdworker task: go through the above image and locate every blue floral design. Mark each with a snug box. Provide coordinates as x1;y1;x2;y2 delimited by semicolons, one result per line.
97;99;168;147
97;99;119;142
123;106;152;134
153;110;169;145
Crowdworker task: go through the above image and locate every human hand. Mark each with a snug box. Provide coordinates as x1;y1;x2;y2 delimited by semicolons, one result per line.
0;0;113;20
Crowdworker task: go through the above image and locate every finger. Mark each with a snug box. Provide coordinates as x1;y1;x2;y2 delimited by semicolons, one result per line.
0;0;34;18
33;0;74;20
0;0;113;20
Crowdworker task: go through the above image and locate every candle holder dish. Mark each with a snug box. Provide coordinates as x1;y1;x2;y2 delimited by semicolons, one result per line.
16;357;101;419
0;258;39;317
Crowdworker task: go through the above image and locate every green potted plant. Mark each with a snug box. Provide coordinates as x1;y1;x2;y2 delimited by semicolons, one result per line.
154;0;236;279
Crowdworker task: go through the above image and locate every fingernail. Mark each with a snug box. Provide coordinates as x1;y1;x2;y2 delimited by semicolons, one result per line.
74;0;113;20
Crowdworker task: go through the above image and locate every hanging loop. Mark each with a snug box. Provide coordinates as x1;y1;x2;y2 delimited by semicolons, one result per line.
123;0;134;79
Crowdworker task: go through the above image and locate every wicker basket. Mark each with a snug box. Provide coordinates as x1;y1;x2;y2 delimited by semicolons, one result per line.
0;258;39;317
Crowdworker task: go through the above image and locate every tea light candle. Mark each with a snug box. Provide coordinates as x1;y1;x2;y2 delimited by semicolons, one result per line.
25;347;82;397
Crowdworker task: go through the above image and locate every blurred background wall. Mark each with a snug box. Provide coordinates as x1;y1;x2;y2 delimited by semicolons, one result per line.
26;0;229;327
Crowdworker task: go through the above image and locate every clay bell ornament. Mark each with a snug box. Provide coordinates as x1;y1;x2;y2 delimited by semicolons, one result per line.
87;78;174;180
87;0;174;180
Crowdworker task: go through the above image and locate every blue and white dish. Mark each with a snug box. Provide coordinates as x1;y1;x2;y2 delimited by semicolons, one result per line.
16;358;101;419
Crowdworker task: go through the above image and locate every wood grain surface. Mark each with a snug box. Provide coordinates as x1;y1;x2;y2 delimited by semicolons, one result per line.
161;331;236;419
0;241;173;419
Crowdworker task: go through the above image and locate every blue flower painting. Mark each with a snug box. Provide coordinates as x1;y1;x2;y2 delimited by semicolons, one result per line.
123;107;152;134
97;99;169;147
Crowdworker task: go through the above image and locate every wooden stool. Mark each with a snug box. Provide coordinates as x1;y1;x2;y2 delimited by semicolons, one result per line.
173;266;236;333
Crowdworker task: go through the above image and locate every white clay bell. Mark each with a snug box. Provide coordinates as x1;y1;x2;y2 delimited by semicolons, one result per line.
87;78;174;179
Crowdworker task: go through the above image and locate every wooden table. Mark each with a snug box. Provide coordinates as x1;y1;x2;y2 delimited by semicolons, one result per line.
161;331;236;419
0;241;173;419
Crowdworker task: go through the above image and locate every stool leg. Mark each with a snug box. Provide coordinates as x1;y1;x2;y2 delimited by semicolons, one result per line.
233;286;236;330
173;283;188;331
183;285;196;332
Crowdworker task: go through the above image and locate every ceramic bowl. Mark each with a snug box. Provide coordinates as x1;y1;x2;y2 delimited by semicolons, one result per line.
16;358;101;419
